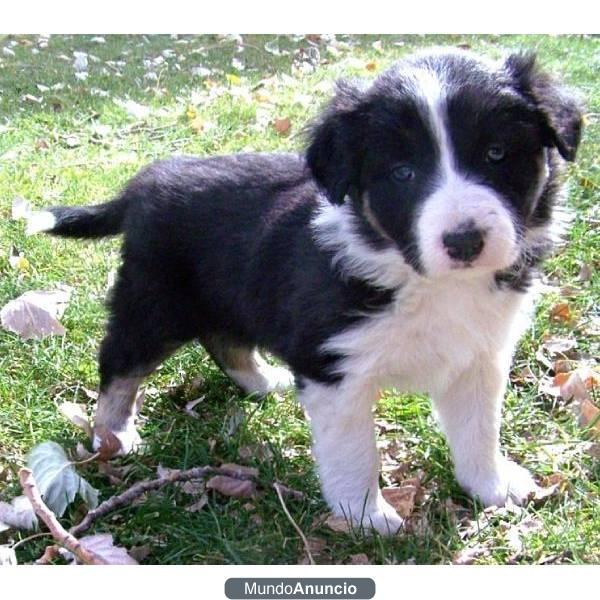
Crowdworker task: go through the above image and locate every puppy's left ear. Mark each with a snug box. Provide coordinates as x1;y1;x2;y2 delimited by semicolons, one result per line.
505;52;584;161
306;80;368;204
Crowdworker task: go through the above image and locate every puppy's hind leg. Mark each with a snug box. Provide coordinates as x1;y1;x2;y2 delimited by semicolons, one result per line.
93;269;190;455
202;335;294;395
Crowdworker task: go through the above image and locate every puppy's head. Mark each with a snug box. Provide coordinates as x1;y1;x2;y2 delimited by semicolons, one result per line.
307;50;583;278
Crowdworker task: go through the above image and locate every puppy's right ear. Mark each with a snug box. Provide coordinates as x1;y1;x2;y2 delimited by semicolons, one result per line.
306;80;367;204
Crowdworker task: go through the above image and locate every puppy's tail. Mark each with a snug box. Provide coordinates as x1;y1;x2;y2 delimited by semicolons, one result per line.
26;195;128;238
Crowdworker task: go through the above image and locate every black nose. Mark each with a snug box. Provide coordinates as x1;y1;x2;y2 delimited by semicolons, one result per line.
442;228;485;262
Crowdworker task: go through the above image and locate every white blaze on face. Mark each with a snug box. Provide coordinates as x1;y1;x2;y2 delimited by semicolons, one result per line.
412;68;519;277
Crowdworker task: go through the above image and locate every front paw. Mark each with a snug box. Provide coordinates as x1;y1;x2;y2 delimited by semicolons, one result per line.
332;495;403;536
93;423;141;457
460;459;541;507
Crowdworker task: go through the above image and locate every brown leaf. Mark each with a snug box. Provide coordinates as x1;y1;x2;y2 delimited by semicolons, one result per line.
98;461;129;485
549;302;573;323
382;480;421;518
128;544;152;563
365;61;378;71
76;534;138;565
349;553;370;565
540;335;577;357
206;475;257;498
273;482;305;501
94;425;123;460
238;443;273;462
186;493;209;512
325;514;351;533
298;536;327;564
1;289;71;339
273;117;291;135
453;545;490;565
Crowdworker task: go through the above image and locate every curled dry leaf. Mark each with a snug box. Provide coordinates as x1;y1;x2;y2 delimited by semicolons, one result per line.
0;495;38;531
273;117;291;135
186;493;209;513
67;533;138;565
94;425;124;460
57;401;93;438
382;478;421;518
324;514;351;534
128;545;152;563
349;553;370;565
1;288;71;340
206;475;257;499
184;396;205;418
273;482;305;501
549;302;573;324
453;544;490;565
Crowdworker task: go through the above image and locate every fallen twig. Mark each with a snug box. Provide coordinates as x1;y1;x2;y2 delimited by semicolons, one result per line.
70;465;254;537
273;482;315;565
19;468;108;565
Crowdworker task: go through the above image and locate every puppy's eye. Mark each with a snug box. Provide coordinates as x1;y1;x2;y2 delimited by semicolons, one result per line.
391;164;415;182
486;144;506;163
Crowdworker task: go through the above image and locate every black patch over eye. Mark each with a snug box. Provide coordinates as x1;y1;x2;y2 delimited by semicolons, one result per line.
486;144;506;163
391;164;415;182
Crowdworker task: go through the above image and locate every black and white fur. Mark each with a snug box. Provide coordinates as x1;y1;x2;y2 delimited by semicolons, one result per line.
28;50;582;535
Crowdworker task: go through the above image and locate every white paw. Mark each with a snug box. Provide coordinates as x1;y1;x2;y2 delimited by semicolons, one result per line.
262;364;295;393
359;501;404;536
332;496;403;536
92;424;141;456
460;459;540;507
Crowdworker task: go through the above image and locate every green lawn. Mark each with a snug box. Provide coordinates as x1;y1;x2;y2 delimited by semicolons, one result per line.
0;34;598;565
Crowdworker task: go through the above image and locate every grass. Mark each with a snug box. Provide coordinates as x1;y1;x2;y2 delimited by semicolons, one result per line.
0;34;598;565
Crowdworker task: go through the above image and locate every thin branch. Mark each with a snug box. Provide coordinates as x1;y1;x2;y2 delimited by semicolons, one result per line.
273;482;315;565
70;465;254;538
19;468;108;565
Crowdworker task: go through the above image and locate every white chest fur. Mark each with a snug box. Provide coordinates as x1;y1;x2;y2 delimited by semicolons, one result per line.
323;273;534;396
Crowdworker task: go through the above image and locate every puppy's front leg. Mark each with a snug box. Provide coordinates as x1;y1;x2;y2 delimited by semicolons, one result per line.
432;356;540;507
299;379;402;535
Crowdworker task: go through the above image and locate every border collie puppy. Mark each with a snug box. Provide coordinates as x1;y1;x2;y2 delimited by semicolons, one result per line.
28;49;582;534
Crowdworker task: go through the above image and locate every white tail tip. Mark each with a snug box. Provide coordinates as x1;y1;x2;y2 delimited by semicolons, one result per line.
26;211;56;235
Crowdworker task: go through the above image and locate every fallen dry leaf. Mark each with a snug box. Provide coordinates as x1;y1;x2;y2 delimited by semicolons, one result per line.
298;536;327;564
68;533;138;565
206;475;257;499
94;425;123;460
272;482;304;501
382;479;421;518
540;335;578;357
324;514;351;533
1;288;71;339
184;396;205;418
453;544;490;565
0;495;38;531
186;493;209;513
549;302;573;324
349;553;370;565
128;544;152;563
365;61;378;71
57;401;93;438
273;117;291;135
